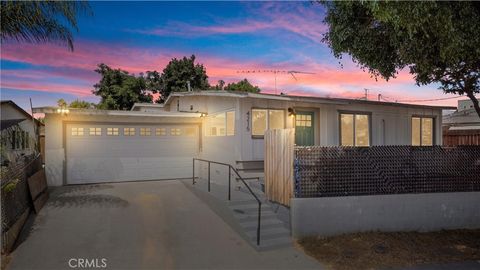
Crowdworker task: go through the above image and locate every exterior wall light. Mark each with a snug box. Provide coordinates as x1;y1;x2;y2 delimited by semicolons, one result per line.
288;107;296;117
57;108;70;115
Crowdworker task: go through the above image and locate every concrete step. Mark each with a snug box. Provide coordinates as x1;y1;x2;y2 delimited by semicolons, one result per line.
228;202;270;210
242;221;287;232
234;212;277;222
228;199;262;206
258;237;292;251
246;226;290;240
239;217;283;228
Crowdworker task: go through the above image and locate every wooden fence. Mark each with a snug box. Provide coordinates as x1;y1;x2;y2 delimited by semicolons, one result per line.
264;129;295;206
443;128;480;146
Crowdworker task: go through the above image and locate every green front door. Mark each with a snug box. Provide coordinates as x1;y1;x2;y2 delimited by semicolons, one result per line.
295;111;314;146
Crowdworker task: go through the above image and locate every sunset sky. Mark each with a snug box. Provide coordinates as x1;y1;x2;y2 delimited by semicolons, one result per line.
0;1;466;110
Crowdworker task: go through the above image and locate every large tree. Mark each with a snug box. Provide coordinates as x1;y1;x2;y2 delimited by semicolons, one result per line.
159;55;209;102
224;79;261;93
92;64;153;110
320;1;480;117
1;1;91;51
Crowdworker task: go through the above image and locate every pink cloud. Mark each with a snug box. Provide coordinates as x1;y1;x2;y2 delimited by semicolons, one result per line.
1;39;461;107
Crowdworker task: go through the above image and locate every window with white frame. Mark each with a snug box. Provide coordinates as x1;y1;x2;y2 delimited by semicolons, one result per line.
412;117;433;146
205;111;235;136
171;128;182;136
155;128;166;136
340;113;370;146
124;127;135;136
140;127;151;136
252;109;285;136
107;128;119;136
89;127;102;136
72;127;84;136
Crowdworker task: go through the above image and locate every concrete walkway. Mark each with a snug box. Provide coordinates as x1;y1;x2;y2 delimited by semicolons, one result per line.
7;180;321;270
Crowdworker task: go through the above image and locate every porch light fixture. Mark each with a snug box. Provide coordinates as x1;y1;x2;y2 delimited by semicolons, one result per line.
200;113;207;118
288;107;296;117
57;108;69;115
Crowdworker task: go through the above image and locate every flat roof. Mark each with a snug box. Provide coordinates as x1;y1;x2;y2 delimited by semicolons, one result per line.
147;91;456;110
32;107;202;118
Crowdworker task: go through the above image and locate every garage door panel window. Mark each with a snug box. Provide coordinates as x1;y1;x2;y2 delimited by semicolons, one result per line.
340;113;370;146
412;117;434;146
252;109;285;136
124;127;135;136
140;128;151;136
156;128;166;136
89;127;102;136
107;128;119;136
205;110;235;136
171;128;182;136
72;127;84;136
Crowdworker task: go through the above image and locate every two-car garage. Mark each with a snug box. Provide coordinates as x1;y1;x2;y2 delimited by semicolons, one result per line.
30;109;205;186
66;122;199;184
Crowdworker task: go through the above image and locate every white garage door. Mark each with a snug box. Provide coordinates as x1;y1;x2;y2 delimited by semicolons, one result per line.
66;123;198;184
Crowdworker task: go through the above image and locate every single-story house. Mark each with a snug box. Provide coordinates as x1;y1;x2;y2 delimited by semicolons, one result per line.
34;91;455;186
442;99;480;145
1;100;43;165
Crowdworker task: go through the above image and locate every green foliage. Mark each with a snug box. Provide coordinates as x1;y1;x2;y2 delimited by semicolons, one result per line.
92;63;153;110
321;1;480;116
0;1;91;51
159;55;209;102
57;98;67;108
2;180;18;194
224;79;261;93
210;80;226;90
69;99;95;109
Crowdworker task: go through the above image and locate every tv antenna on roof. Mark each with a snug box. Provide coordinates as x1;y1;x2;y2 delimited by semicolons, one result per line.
236;69;315;95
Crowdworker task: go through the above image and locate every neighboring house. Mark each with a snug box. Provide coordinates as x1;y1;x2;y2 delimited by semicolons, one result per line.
443;99;480;146
1;100;43;166
34;91;454;186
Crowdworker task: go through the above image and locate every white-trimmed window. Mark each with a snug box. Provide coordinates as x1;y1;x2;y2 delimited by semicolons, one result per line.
412;117;433;146
171;128;182;136
340;113;370;146
155;128;166;136
89;127;102;136
72;127;84;136
140;128;151;136
205;111;235;136
107;128;119;136
252;109;285;136
124;127;135;136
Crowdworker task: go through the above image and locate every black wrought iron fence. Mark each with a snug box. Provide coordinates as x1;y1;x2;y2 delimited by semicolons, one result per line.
294;146;480;198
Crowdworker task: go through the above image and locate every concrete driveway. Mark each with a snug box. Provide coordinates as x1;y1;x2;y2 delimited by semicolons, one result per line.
7;180;321;270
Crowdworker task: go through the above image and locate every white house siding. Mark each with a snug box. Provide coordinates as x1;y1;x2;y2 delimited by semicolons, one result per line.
39;93;447;186
0;103;37;158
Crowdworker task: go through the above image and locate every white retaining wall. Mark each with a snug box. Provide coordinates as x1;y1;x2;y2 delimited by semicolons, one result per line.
291;192;480;237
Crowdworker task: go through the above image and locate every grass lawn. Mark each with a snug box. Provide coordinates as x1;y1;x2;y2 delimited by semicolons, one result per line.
298;229;480;270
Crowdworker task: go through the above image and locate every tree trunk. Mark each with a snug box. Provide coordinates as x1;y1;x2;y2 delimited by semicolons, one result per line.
466;91;480;118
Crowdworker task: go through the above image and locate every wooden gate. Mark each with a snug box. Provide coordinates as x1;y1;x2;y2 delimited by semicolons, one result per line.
264;129;295;206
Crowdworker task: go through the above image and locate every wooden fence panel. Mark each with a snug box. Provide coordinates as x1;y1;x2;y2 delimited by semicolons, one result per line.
264;129;295;206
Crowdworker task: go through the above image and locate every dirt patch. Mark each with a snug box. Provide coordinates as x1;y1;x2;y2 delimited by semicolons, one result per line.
298;229;480;270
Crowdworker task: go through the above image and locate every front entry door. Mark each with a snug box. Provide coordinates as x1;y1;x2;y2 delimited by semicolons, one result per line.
295;111;314;146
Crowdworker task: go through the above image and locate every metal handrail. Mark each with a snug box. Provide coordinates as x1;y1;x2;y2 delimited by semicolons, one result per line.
193;158;262;246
